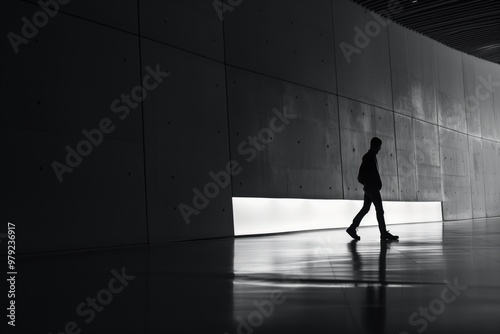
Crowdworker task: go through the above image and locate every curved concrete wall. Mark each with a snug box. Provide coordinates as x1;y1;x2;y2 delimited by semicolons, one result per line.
2;0;500;253
225;0;500;222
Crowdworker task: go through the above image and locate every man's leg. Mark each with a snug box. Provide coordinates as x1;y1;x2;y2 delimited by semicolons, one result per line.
347;192;372;240
352;191;372;228
368;189;399;240
367;189;386;235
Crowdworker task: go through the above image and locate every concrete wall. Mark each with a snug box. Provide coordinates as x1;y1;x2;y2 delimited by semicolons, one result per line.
3;0;500;253
225;0;500;222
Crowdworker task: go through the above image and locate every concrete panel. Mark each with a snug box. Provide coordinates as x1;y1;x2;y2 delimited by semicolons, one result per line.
2;127;148;254
413;119;442;201
463;55;482;137
389;22;437;123
439;128;472;220
1;2;147;253
494;142;500;217
224;0;336;93
227;67;342;199
139;0;224;61
27;0;138;33
483;140;500;217
1;3;142;139
339;97;398;201
468;136;486;218
463;54;497;138
333;0;392;110
141;39;234;242
394;114;417;200
434;42;467;133
492;63;500;142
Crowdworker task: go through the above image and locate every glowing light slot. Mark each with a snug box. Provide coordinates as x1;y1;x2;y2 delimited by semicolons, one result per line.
232;197;442;236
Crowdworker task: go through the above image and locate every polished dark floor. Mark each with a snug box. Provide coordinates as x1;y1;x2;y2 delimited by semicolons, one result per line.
13;218;500;333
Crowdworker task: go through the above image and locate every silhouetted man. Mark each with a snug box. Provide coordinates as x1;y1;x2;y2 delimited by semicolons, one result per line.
346;137;398;241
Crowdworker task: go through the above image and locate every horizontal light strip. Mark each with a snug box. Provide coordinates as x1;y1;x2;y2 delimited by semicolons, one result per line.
232;197;442;236
234;281;421;289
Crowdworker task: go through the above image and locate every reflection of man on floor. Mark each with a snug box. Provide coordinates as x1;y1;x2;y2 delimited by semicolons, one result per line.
348;238;394;334
346;137;398;241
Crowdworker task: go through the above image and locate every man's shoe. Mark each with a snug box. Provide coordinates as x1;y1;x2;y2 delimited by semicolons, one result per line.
346;226;360;240
381;230;399;240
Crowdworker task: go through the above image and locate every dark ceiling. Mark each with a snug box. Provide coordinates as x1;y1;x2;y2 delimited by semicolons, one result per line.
350;0;500;64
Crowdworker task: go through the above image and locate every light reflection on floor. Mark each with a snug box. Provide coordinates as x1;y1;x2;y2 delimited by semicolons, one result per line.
232;220;500;334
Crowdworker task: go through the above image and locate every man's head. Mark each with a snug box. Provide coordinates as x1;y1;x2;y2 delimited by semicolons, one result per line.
370;137;382;153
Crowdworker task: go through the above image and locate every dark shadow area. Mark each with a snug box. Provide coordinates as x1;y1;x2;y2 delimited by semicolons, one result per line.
10;238;235;333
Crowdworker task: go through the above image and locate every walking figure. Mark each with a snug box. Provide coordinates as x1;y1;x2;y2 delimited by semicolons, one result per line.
346;137;399;241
